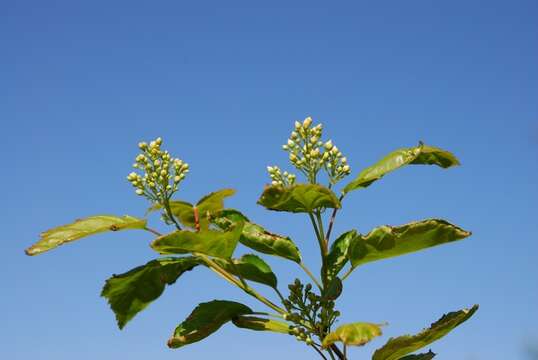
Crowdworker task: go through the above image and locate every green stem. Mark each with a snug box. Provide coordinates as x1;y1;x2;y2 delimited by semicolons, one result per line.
311;344;329;360
341;266;354;281
143;227;162;236
300;262;323;290
163;196;182;231
197;253;285;315
308;212;328;287
325;195;344;242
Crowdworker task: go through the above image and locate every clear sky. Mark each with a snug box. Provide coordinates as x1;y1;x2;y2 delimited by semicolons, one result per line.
2;1;537;359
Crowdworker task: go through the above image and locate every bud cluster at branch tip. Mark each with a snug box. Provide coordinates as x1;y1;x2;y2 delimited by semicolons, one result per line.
127;137;189;203
266;165;296;187
281;117;351;184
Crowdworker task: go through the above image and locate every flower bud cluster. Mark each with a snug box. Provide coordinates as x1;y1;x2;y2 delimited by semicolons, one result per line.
282;278;340;346
266;165;296;187
127;137;189;202
282;117;350;184
322;140;351;184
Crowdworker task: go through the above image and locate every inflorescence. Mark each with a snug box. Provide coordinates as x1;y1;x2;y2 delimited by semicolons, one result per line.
271;116;351;185
127;137;189;204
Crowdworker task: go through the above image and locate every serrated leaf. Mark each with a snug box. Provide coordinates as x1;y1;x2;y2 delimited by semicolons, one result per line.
150;220;244;258
233;315;291;334
322;322;383;348
326;230;357;279
212;209;302;263
348;219;471;269
25;215;147;256
214;254;278;288
343;143;459;194
398;350;436;360
257;184;341;213
167;300;252;348
101;257;200;329
372;305;478;360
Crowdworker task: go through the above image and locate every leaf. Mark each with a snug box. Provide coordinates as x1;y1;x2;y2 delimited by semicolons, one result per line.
323;277;343;301
326;230;357;279
233;316;291;334
150;220;244;259
25;215;147;256
398;350;436;360
101;257;200;329
212;209;302;263
257;184;341;213
343;143;460;194
322;322;383;348
372;305;478;360
154;189;235;230
348;219;471;269
167;300;252;348
214;254;278;288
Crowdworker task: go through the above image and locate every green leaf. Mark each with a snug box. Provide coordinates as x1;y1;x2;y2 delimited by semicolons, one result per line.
372;305;478;360
323;277;343;301
348;219;471;269
326;230;357;279
155;189;235;230
322;322;383;348
101;257;200;329
212;209;302;263
25;215;147;256
150;220;244;259
214;254;278;288
398;350;436;360
257;184;341;213
232;315;291;334
167;300;252;348
343;143;460;194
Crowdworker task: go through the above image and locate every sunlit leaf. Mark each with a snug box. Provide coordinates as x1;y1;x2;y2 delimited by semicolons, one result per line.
398;350;436;360
25;215;147;256
233;315;291;334
372;305;478;360
101;257;200;329
257;184;341;213
348;219;470;269
322;322;383;348
214;254;278;288
212;209;302;263
150;220;244;258
152;189;235;230
326;230;357;279
343;143;459;194
167;300;252;348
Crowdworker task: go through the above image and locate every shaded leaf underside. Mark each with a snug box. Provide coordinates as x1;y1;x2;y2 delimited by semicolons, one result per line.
257;183;341;213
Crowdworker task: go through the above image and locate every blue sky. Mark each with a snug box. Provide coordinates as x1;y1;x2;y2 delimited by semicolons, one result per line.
2;1;537;359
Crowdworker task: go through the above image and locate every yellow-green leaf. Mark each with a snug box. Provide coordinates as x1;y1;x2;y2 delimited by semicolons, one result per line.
326;230;357;279
322;322;383;348
150;220;244;258
167;300;252;348
212;209;302;263
343;143;459;194
257;184;341;213
372;305;478;360
101;257;200;329
349;219;470;269
233;315;291;334
214;254;278;288
25;215;147;256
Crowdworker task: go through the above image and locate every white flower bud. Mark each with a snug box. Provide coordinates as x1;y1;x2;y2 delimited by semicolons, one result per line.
156;137;163;145
160;169;167;176
179;173;186;179
166;184;172;190
322;152;329;160
303;117;312;128
341;157;347;164
267;166;273;173
289;153;297;161
282;144;288;150
324;140;333;150
149;141;156;148
174;175;181;182
135;189;144;195
330;146;339;155
154;159;160;166
182;163;189;170
342;165;350;172
138;142;147;150
290;131;298;139
294;121;301;129
271;180;279;186
287;139;294;147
